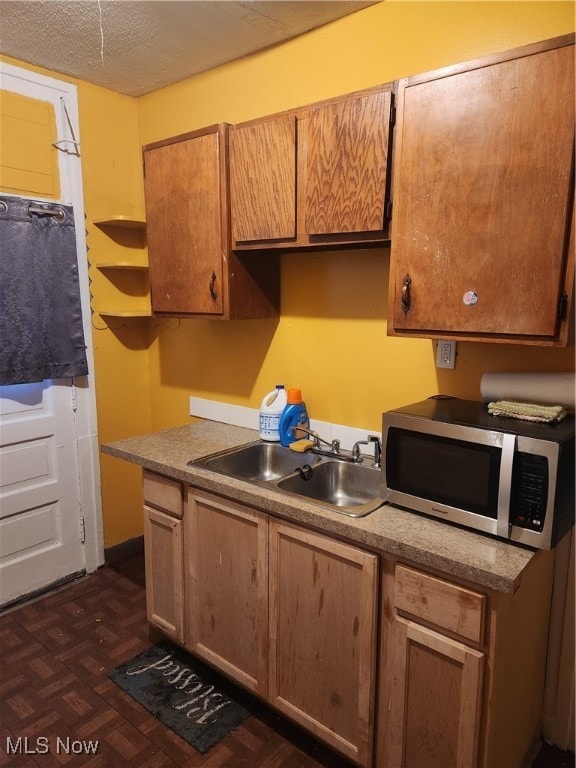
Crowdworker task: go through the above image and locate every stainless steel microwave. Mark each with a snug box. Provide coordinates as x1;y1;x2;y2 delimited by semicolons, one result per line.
382;397;575;549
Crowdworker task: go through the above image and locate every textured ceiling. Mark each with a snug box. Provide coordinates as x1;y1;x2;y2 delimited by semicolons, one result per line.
0;1;377;96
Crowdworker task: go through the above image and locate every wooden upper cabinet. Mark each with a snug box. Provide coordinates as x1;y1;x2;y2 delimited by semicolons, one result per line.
143;124;279;319
230;115;297;243
305;90;391;237
229;85;394;250
144;126;225;315
388;35;575;345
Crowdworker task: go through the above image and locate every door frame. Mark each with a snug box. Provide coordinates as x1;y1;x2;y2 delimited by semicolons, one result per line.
1;60;103;574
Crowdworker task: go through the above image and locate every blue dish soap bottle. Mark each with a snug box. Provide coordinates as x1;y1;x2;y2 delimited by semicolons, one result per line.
279;388;309;447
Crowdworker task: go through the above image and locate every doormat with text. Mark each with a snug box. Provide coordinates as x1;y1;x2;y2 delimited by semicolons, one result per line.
108;642;252;754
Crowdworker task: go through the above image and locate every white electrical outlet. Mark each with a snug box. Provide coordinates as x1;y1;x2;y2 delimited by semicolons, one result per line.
436;340;457;369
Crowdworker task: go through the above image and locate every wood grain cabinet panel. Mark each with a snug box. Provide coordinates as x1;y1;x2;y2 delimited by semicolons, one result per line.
268;519;378;767
395;564;485;644
185;489;268;697
230;115;297;243
143;506;185;643
394;620;484;768
144;127;225;315
143;470;182;518
389;35;575;345
305;90;391;236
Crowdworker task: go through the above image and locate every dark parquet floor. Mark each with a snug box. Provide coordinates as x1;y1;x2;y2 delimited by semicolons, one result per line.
0;552;354;768
0;551;573;768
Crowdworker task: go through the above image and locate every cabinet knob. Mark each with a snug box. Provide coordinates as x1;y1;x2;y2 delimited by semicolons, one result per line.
209;271;218;301
401;274;412;313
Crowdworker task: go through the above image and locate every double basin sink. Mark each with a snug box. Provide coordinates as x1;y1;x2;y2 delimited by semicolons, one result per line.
189;440;383;518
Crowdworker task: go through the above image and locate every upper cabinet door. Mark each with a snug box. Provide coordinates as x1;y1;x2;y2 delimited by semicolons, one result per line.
389;37;575;344
305;90;391;236
230;115;297;244
144;126;225;315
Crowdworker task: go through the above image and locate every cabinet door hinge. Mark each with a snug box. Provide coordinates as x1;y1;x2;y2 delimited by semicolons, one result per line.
79;516;86;544
558;291;568;322
385;198;393;222
142;158;146;179
389;100;396;129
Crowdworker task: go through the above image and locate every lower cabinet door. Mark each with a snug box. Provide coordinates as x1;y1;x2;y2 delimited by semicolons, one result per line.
186;489;268;696
391;618;484;768
268;519;378;767
143;505;185;642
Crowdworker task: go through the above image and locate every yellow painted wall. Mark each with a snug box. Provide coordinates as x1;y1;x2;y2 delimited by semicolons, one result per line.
2;2;574;547
138;1;575;435
78;80;153;546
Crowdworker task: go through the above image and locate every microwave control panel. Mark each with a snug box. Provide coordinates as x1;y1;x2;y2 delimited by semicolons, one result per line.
510;453;548;532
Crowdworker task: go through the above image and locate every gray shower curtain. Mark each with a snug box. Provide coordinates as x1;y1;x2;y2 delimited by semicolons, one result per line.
0;195;88;385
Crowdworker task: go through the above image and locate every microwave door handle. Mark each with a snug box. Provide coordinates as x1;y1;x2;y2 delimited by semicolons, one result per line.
497;433;516;539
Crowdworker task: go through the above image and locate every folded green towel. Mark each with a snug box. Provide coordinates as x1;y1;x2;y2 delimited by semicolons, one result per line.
488;400;568;423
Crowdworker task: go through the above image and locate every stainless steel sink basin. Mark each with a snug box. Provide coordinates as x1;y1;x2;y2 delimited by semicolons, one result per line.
190;441;322;482
277;460;382;517
189;440;382;518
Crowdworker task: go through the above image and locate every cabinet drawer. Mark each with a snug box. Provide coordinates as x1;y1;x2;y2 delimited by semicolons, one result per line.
143;471;182;518
394;565;485;644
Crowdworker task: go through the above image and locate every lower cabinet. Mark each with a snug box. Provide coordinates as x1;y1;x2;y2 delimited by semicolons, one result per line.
376;557;554;768
388;620;484;767
182;487;378;767
185;489;269;697
142;473;554;768
268;519;378;766
379;564;485;767
143;472;185;643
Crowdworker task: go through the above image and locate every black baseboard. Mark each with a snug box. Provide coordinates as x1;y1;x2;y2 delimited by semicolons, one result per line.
104;535;144;565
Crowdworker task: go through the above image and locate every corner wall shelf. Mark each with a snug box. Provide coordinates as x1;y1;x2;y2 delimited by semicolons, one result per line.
99;310;152;318
94;216;146;230
92;215;150;323
97;262;148;270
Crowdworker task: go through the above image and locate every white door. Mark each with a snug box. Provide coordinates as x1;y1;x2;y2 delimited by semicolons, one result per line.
0;381;86;604
0;64;102;607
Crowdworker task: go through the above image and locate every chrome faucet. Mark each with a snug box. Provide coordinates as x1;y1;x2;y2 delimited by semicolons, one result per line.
290;426;381;466
352;435;382;467
352;440;369;462
369;435;382;468
290;426;341;455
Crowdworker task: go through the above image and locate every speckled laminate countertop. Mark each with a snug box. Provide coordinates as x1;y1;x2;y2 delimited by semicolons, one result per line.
101;420;539;594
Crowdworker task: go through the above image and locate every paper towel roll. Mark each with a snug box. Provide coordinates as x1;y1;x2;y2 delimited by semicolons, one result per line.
480;372;576;411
